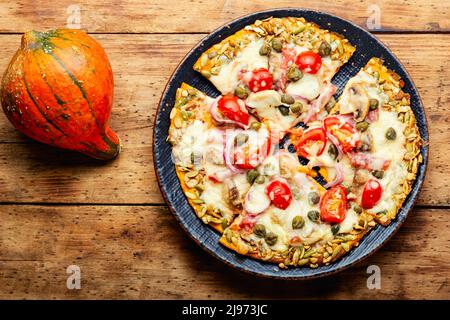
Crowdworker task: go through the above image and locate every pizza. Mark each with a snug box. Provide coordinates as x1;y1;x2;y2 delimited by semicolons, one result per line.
167;17;423;269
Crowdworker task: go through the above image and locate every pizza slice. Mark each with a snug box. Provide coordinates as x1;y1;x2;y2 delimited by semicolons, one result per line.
219;150;372;268
194;17;355;137
289;58;422;226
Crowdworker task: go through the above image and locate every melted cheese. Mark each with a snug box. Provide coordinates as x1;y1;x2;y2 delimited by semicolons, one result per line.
172;120;208;168
366;109;407;213
285;73;321;101
209;38;268;94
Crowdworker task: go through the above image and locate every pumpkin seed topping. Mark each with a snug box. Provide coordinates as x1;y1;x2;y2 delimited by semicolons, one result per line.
207;50;218;59
325;97;336;113
353;203;363;214
292;216;305;229
235;133;249;146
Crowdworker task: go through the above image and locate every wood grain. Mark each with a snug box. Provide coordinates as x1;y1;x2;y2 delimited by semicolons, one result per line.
0;205;448;299
0;0;449;33
0;34;448;205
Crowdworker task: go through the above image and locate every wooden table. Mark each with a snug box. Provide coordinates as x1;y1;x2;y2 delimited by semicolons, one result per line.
0;0;449;299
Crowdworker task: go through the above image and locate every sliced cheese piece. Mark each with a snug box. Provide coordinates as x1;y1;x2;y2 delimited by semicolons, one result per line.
285;73;321;101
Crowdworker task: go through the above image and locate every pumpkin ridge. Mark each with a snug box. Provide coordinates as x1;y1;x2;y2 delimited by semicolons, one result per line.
22;69;68;137
48;51;101;129
33;51;66;107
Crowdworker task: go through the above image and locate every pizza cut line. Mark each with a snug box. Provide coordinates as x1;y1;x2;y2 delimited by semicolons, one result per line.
167;17;423;269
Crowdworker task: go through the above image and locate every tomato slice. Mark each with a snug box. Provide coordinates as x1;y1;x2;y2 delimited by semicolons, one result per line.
291;127;327;159
217;95;249;126
295;51;322;74
320;185;347;224
324;116;359;153
232;125;271;169
248;68;273;92
265;180;293;210
361;179;383;209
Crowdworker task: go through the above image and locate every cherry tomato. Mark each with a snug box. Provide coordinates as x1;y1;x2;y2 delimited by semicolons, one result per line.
295;51;322;74
248;68;273;92
320;185;347;223
361;179;383;209
265;180;293;210
292;127;327;159
324;116;359;153
217;95;249;126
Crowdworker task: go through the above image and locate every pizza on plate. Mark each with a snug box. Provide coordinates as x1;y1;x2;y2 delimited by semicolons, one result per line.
167;17;423;268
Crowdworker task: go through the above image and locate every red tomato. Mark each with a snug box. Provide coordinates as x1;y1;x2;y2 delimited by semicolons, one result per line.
320;185;347;223
324;116;359;153
292;127;327;159
217;95;249;126
295;51;322;74
248;68;273;92
265;180;293;210
361;179;383;209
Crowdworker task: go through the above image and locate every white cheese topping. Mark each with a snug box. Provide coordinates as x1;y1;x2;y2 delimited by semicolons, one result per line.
209;38;268;94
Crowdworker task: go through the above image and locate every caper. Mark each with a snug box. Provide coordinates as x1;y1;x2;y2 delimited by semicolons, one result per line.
369;99;379;110
278;105;290;116
372;170;384;179
308;192;320;205
207;50;218;59
221;218;229;230
377;210;388;215
325;97;336;113
281;94;295;105
235;133;248;146
250;121;262;130
331;224;340;235
292;216;305;229
265;232;278;246
255;175;266;184
328;143;338;160
246;169;260;184
259;42;271;56
287;65;303;82
307;210;320;222
353;204;362;214
318;41;331;57
253;224;266;238
290;102;303;114
271;38;283;52
385;127;397;140
356;121;369;132
234;85;249;99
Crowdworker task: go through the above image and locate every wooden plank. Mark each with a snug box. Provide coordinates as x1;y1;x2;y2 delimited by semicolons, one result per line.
0;0;449;33
0;34;448;205
0;205;448;299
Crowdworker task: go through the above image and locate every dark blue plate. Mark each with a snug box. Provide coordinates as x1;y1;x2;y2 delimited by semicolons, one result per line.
153;8;429;279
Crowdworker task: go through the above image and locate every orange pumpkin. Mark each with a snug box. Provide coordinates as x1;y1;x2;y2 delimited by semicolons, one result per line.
1;29;121;160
